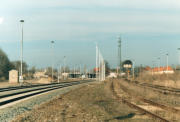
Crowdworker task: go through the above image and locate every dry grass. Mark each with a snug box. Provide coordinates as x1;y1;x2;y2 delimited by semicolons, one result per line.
114;79;180;121
117;79;180;107
12;81;153;122
135;71;180;88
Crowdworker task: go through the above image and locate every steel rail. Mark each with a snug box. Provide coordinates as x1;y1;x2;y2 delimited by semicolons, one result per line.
0;82;79;99
0;81;82;92
0;80;91;107
126;79;180;95
119;82;180;114
111;81;169;122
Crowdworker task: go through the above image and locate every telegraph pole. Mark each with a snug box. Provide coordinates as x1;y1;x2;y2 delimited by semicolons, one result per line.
178;48;180;67
166;53;169;71
118;37;122;76
158;57;160;73
51;41;54;82
20;20;24;83
96;44;105;81
133;60;135;79
96;44;98;81
63;56;65;73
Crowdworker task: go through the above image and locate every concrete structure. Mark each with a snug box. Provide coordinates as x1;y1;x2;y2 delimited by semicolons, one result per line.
145;66;174;75
33;71;48;78
62;73;69;79
9;70;19;83
107;72;117;78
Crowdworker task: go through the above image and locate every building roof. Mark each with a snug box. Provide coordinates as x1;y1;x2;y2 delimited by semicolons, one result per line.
145;66;173;72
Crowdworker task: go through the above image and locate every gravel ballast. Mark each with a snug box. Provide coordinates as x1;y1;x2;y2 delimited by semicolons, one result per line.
0;81;91;122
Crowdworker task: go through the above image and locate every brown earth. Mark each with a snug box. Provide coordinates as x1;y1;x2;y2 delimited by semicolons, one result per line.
12;81;152;122
113;79;180;121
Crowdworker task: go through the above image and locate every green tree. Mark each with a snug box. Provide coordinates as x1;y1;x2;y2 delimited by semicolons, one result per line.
0;48;14;80
105;60;110;76
11;61;28;74
45;67;52;76
29;66;36;74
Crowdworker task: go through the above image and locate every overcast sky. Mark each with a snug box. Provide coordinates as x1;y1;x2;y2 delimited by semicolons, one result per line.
0;0;180;69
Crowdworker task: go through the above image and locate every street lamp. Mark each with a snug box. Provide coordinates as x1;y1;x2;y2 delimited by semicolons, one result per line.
63;56;66;73
157;57;160;73
118;36;122;76
59;64;62;82
166;53;169;72
152;61;155;76
20;20;24;83
132;60;135;80
96;43;98;81
51;41;54;82
56;61;61;83
178;48;180;67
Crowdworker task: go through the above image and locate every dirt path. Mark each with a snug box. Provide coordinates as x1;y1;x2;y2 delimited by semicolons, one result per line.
12;81;153;122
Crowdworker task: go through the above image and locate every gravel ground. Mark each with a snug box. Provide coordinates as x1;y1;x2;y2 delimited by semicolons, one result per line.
13;80;151;122
0;82;72;96
0;82;20;88
0;81;92;122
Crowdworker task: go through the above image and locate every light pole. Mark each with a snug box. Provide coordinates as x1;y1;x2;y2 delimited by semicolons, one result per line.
166;53;169;72
58;64;61;83
96;43;98;81
118;36;122;76
132;60;135;80
157;57;160;73
63;56;66;73
51;41;54;82
178;48;180;67
152;61;155;76
20;20;24;83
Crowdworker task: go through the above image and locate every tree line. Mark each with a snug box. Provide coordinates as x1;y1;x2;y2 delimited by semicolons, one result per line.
0;48;30;81
0;48;111;81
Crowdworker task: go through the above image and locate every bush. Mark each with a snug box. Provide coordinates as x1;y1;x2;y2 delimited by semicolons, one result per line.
0;48;14;81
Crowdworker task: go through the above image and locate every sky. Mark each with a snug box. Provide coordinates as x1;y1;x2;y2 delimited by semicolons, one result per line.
0;0;180;69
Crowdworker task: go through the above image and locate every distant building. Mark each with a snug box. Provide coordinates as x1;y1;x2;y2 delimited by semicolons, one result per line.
94;67;99;72
9;70;19;83
145;66;174;75
107;72;117;78
62;73;69;78
33;71;48;78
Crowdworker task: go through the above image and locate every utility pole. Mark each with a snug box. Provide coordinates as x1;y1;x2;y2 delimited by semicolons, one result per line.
99;49;101;81
51;41;54;82
178;48;180;68
74;65;75;78
58;63;61;83
96;43;105;81
166;53;169;76
20;20;24;84
133;60;135;79
96;44;98;81
157;57;160;73
166;53;169;71
64;56;66;73
118;36;122;76
58;65;60;83
152;61;155;76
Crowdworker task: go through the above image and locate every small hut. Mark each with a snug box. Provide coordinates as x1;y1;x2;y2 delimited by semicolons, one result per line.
9;70;19;83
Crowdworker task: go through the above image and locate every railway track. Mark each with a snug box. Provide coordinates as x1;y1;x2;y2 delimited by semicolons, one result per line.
0;81;75;92
111;81;173;122
0;80;91;109
118;81;180;115
140;82;180;94
126;79;180;96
